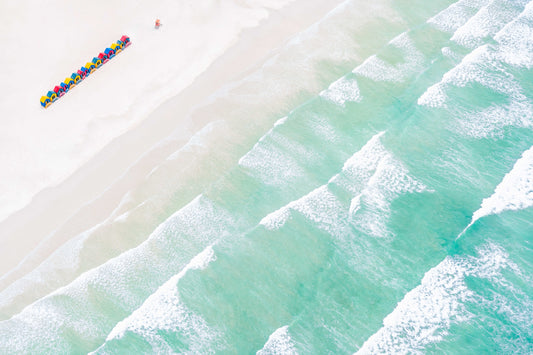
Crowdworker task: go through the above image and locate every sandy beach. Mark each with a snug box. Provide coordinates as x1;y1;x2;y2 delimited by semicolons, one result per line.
0;0;349;290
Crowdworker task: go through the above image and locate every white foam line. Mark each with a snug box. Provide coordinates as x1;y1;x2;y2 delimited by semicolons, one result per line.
196;0;357;108
418;44;490;107
356;243;519;354
418;43;526;109
450;0;529;48
0;187;157;317
101;245;217;345
458;145;533;240
165;120;227;161
0;194;234;353
348;151;427;238
441;46;462;61
260;131;427;239
259;185;345;235
352;33;425;83
319;76;361;107
238;119;320;186
259;132;386;231
493;0;533;68
0;184;138;292
257;325;297;355
331;132;386;185
147;119;227;180
237;116;287;167
0;223;99;312
428;0;487;33
420;0;533;108
459;97;533;139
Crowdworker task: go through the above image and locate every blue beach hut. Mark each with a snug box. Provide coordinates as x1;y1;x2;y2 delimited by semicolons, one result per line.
40;95;51;108
92;57;102;68
79;67;89;78
47;90;58;101
71;72;82;84
104;48;115;59
60;82;70;93
64;77;75;88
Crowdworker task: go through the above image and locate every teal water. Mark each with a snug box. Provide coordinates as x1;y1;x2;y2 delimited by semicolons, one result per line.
1;0;533;353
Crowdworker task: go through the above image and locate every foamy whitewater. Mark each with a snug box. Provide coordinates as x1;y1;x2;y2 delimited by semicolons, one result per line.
0;0;532;353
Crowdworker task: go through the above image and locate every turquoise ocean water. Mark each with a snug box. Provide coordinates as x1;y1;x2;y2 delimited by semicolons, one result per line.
1;0;533;353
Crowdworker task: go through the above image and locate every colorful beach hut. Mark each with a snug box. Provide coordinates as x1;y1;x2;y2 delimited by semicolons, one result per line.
79;67;89;78
64;76;76;88
60;82;70;93
98;52;109;63
92;57;102;68
71;72;82;84
47;90;58;102
120;35;131;47
40;96;51;108
85;62;96;73
40;35;131;107
54;85;65;97
111;43;122;54
104;48;115;59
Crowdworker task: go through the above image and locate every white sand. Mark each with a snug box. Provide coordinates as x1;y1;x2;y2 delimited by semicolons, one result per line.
0;0;347;280
0;0;299;223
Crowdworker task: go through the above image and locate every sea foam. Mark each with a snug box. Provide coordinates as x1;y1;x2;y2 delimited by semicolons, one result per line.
0;189;151;318
471;146;533;223
450;0;528;48
348;152;427;239
493;1;533;68
356;243;520;354
259;132;389;232
95;246;219;353
260;132;427;239
238;121;319;186
319;76;361;107
456;98;533;139
257;326;297;355
0;195;234;354
420;1;533;109
427;0;486;33
418;45;495;108
353;33;425;83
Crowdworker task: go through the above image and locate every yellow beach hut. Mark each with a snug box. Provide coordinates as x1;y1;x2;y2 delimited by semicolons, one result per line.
85;62;96;73
111;42;122;54
40;96;51;108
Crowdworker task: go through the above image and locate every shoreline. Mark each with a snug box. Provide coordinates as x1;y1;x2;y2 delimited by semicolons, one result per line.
0;0;346;284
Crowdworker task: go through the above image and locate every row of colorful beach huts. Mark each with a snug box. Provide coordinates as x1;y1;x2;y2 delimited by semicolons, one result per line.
40;35;131;108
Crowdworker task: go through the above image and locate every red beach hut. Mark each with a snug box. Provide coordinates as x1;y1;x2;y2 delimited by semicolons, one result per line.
54;85;65;97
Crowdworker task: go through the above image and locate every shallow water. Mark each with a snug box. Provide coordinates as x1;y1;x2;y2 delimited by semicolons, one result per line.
1;0;532;353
